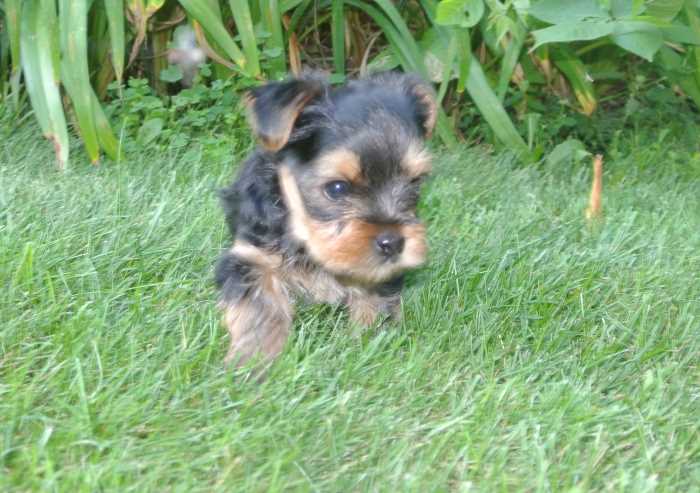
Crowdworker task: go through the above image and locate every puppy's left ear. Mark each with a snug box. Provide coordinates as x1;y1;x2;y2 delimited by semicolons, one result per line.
245;76;326;152
406;77;438;138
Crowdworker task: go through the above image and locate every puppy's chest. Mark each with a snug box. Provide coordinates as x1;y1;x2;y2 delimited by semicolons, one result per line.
283;259;348;305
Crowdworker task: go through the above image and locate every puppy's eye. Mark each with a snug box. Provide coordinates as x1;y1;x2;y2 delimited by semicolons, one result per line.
410;175;426;186
324;180;350;200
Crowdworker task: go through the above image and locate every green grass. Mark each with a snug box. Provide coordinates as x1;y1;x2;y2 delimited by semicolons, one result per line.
1;121;699;492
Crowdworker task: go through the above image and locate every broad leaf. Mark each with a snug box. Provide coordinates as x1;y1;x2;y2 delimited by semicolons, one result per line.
611;0;646;17
662;25;700;45
160;65;184;83
138;118;164;146
532;21;615;49
436;0;485;28
528;0;608;25
613;27;663;61
546;139;590;167
645;0;684;20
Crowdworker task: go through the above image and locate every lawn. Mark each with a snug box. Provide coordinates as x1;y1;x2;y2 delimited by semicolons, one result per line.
1;121;699;492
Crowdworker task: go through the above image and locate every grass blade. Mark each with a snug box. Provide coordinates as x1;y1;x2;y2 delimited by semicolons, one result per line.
179;0;248;74
59;0;101;163
331;0;346;78
228;0;261;77
20;0;70;168
104;0;125;83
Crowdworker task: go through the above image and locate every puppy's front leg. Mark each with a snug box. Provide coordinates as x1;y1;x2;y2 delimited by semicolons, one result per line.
215;243;292;367
347;285;402;333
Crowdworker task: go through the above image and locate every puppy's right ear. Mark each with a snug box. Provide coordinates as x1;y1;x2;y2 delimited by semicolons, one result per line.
245;77;326;152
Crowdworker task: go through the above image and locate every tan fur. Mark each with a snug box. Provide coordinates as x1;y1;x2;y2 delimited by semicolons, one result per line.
348;292;381;326
231;241;283;270
278;165;311;242
221;243;293;367
402;142;432;178
413;85;437;137
284;265;347;304
315;148;365;184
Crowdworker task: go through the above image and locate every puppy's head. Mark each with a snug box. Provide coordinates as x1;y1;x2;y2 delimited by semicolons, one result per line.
245;72;436;285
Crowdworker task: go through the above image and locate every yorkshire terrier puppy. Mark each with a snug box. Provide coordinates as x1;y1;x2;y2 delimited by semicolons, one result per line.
215;71;436;367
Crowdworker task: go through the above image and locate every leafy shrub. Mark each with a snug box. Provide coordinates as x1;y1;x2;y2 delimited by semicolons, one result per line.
105;69;249;159
2;0;700;166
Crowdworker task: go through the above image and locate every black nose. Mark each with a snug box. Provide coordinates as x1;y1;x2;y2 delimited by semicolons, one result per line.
375;232;405;258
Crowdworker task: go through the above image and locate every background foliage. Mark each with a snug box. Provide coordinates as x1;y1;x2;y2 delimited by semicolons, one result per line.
2;0;700;167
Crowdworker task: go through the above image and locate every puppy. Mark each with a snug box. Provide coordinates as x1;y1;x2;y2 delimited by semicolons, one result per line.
215;71;436;367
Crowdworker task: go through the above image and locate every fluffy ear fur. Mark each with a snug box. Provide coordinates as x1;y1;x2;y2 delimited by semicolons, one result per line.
244;75;326;152
365;71;438;138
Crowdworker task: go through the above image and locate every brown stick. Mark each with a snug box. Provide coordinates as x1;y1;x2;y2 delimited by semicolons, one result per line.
585;154;604;221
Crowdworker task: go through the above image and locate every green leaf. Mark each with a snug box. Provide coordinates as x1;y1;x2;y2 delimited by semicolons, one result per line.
645;0;684;20
104;0;125;83
160;65;184;83
373;0;430;74
347;0;424;74
532;19;663;50
497;22;526;101
366;48;400;73
612;26;663;61
331;0;346;76
280;0;306;11
20;0;70;168
656;45;700;107
436;0;485;28
611;0;646;17
456;28;471;92
228;0;261;77
261;0;286;77
546;138;590;167
528;0;608;24
262;47;283;58
90;88;121;161
59;0;101;163
138;118;164;146
662;25;700;45
550;45;597;115
178;0;248;74
532;21;615;49
465;58;531;159
5;0;22;106
684;1;700;88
